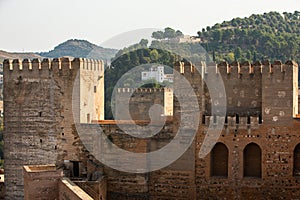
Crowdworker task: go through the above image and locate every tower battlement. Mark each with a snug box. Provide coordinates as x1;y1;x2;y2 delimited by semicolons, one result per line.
115;87;174;120
173;60;298;120
3;57;105;199
2;56;300;199
117;87;166;93
3;58;104;74
174;60;298;77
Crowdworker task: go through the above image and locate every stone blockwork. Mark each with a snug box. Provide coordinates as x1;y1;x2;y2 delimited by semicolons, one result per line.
3;58;300;199
0;174;4;200
23;165;62;200
74;178;107;200
115;87;173;120
190;60;300;199
59;178;94;200
100;60;300;199
3;58;104;199
23;164;106;200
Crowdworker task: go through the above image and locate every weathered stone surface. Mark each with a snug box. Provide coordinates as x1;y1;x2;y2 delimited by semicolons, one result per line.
3;58;104;199
23;165;62;200
3;59;300;199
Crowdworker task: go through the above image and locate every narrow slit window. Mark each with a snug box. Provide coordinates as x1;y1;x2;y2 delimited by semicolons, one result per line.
87;114;90;123
202;114;206;124
236;114;239;124
247;115;251;124
258;114;262;124
213;114;217;124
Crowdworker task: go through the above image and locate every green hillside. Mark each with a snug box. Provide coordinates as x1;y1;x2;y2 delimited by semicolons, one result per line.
104;11;300;119
39;39;118;61
105;39;178;119
196;11;300;63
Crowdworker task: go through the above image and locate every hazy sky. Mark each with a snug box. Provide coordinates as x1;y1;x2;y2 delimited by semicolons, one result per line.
0;0;299;52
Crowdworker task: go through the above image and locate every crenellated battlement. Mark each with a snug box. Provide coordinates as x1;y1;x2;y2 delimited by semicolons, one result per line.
174;60;298;77
117;87;167;93
173;60;298;120
3;57;104;83
3;57;104;72
3;56;106;198
203;115;262;129
81;58;104;71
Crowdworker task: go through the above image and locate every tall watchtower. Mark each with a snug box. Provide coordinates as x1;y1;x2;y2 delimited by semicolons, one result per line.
3;58;104;199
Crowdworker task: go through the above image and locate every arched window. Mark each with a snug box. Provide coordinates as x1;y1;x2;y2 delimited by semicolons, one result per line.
211;142;228;177
244;143;262;178
294;143;300;176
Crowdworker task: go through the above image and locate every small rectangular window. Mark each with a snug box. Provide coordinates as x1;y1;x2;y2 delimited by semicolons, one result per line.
87;114;90;123
202;114;206;124
258;114;262;124
213;114;217;124
247;115;251;124
235;114;240;124
72;161;80;177
94;86;97;93
236;114;239;124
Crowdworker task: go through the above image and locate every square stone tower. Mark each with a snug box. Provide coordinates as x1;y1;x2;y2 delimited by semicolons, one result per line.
3;58;104;199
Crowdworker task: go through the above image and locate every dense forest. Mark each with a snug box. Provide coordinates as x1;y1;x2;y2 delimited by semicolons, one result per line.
105;11;300;119
149;11;300;63
197;11;300;63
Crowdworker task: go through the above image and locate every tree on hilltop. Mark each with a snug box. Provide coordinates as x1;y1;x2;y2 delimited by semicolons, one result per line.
164;27;176;39
152;31;164;40
152;27;184;40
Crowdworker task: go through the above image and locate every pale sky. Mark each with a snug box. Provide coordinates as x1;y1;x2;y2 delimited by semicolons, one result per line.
0;0;299;52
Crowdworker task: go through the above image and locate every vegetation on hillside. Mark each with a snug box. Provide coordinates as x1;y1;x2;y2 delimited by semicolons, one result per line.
196;11;300;63
39;39;118;61
104;11;300;119
105;39;179;119
151;27;183;40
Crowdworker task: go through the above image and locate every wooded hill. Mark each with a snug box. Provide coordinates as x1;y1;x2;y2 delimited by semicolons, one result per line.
196;11;300;63
104;11;300;119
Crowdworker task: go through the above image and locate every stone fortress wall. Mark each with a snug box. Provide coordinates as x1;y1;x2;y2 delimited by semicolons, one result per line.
3;58;104;199
115;87;173;121
176;60;300;199
2;57;300;199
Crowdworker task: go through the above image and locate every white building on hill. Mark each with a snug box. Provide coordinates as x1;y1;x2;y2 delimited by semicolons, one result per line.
141;66;173;83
